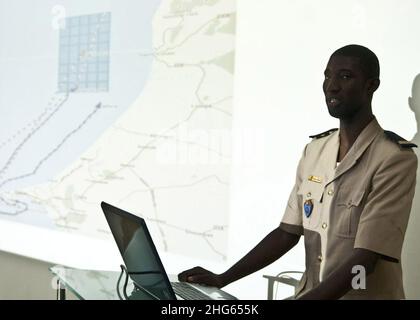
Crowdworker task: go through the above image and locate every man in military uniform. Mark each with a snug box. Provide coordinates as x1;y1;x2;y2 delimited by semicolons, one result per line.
178;45;418;299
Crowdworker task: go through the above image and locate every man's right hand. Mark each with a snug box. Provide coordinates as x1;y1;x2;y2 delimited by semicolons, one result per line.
177;266;227;288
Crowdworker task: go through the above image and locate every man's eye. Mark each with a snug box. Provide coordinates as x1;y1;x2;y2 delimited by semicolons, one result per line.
341;75;351;79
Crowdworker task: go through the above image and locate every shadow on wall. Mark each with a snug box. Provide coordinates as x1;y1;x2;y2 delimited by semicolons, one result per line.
402;73;420;299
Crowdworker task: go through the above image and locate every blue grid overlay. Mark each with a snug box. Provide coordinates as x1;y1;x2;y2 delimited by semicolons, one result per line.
58;13;111;93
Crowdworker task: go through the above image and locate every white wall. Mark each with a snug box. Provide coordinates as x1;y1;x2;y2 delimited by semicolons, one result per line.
402;75;420;299
0;250;76;300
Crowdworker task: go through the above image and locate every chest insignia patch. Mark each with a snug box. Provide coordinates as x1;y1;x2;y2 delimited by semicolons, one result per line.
304;199;314;218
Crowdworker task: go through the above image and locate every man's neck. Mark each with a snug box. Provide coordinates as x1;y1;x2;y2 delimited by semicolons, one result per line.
337;112;375;162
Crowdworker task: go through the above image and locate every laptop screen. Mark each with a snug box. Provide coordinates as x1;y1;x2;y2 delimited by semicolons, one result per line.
101;202;176;300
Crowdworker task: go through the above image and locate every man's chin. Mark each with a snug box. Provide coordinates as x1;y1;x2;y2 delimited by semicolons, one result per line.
327;106;343;119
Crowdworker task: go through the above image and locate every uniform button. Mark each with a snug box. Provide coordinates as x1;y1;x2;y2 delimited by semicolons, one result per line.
322;223;327;229
328;189;334;196
317;255;323;262
306;192;312;198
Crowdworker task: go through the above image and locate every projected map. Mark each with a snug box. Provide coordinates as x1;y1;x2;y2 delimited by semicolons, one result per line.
0;0;235;262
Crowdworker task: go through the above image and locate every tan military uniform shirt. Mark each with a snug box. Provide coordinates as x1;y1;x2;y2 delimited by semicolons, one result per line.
280;118;418;299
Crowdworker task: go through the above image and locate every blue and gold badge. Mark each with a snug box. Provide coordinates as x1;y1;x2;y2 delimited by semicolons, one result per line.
304;199;314;218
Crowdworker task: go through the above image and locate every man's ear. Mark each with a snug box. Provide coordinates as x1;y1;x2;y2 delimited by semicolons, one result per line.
367;78;380;94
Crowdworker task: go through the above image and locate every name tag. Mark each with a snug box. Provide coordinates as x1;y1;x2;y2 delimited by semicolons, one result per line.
308;175;322;183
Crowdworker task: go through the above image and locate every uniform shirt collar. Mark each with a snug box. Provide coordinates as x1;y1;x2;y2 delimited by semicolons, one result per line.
333;117;383;182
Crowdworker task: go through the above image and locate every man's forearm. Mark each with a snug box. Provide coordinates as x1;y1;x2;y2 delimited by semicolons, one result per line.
221;226;300;286
298;248;379;300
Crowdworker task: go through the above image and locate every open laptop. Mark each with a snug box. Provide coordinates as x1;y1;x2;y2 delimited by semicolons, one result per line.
100;201;237;300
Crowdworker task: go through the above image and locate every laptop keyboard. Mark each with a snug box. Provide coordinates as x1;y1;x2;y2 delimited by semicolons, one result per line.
171;282;211;300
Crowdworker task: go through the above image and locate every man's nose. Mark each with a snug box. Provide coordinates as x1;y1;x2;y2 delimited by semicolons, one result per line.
324;78;340;93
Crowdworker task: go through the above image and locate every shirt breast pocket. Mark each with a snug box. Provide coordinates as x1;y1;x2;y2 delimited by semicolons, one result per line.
298;180;324;230
333;189;365;238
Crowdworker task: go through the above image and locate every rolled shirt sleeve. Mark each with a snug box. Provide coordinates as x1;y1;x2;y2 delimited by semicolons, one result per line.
279;146;307;236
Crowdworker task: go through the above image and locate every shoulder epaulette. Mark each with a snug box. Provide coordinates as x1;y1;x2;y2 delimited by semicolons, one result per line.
309;128;338;139
384;130;417;148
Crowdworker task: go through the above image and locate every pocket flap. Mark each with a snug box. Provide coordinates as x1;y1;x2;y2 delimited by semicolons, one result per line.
337;189;365;207
298;180;324;203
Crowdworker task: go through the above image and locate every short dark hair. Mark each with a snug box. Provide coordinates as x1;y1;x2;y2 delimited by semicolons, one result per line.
331;44;380;79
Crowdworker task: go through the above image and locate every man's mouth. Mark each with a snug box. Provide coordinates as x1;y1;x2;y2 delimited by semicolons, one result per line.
327;97;341;107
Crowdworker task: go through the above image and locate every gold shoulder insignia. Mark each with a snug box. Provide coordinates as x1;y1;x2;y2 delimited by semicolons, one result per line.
309;128;338;140
384;131;417;149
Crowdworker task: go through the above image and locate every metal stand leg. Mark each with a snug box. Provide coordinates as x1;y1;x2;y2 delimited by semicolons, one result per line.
56;279;66;300
266;278;274;300
263;275;276;300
